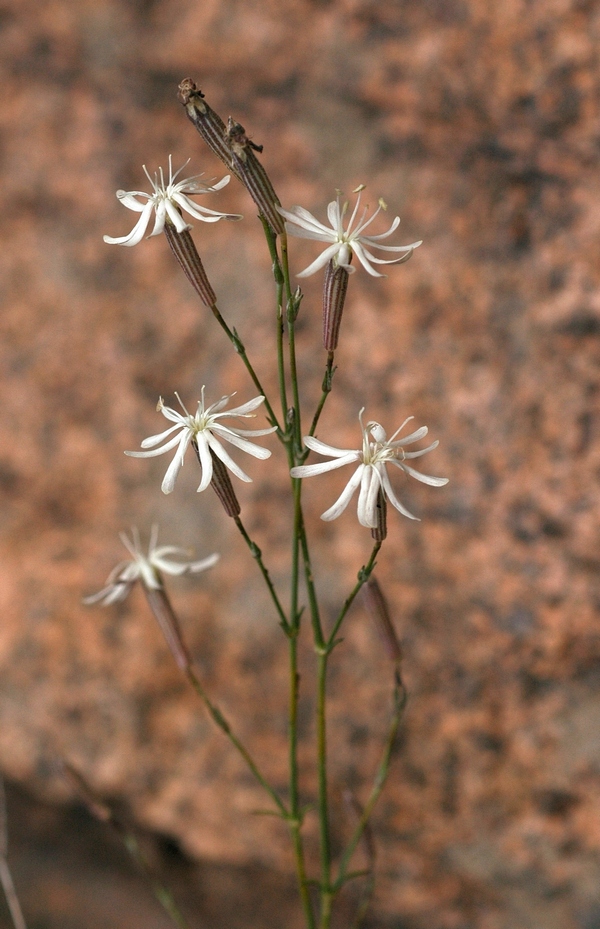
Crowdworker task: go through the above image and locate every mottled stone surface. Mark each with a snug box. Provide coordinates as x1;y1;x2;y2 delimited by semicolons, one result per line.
1;1;600;927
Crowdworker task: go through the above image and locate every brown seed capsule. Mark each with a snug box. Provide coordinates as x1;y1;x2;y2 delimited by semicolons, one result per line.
322;260;350;350
370;488;387;542
163;221;216;306
362;576;403;665
178;78;242;181
225;118;285;235
142;584;193;671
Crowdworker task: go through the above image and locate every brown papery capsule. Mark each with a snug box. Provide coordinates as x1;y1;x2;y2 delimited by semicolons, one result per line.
225;118;285;235
178;78;242;180
163;221;216;306
322;260;350;351
362;576;403;665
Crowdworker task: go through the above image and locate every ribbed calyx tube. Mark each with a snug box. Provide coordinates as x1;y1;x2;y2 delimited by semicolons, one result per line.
178;78;242;181
191;440;241;517
322;260;350;351
362;576;403;665
142;583;192;671
371;489;387;542
163;222;216;306
225;118;285;235
209;449;241;516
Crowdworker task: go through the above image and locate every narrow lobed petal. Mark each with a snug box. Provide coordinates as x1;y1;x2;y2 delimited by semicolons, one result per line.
320;465;365;521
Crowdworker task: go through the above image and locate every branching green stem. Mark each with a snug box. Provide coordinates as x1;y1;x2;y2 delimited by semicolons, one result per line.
334;674;407;895
208;301;283;436
185;665;289;819
233;515;291;634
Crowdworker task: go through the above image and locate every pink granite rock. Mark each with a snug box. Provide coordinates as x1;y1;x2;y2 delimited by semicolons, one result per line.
1;1;600;928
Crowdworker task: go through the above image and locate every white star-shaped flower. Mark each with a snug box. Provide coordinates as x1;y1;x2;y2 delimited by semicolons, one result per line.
126;388;277;494
103;155;242;247
83;526;219;606
290;410;448;527
277;187;422;277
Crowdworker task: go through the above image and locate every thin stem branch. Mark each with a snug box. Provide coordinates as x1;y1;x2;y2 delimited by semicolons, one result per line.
327;543;382;648
62;765;190;929
0;778;27;929
307;352;336;442
333;673;407;894
233;515;291;634
185;664;289;819
208;301;283;437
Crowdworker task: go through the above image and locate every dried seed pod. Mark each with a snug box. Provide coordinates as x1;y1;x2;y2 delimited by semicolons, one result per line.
225;118;285;235
178;78;242;180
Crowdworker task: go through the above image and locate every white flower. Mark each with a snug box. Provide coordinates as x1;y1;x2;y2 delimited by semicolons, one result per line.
103;155;242;247
290;410;448;527
83;526;219;606
126;388;277;494
277;186;422;277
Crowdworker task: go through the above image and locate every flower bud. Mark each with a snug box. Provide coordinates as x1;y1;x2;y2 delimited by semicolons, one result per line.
362;576;403;665
322;260;349;350
163;221;216;306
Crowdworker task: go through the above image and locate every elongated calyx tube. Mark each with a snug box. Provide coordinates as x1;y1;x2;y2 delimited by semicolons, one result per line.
371;488;387;542
163;221;216;306
362;576;403;665
225;118;284;235
142;583;193;671
191;440;241;517
322;260;350;351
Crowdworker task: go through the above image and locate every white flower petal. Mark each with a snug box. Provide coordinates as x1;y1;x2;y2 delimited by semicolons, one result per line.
103;200;155;247
320;465;365;521
195;434;214;492
394;460;449;486
212;426;272;459
207;434;253;482
381;468;419;520
296;243;342;278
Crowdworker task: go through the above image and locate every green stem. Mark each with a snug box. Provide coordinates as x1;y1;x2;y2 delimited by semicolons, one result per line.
233;515;291;635
259;215;314;928
185;665;289;819
260;217;289;434
316;650;332;925
327;543;381;648
208;302;283;437
333;674;407;894
307;352;336;442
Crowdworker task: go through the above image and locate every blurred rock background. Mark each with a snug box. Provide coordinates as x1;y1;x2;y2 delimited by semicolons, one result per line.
1;0;600;927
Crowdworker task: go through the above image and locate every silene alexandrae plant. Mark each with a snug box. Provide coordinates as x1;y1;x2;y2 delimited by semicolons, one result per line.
80;76;448;929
